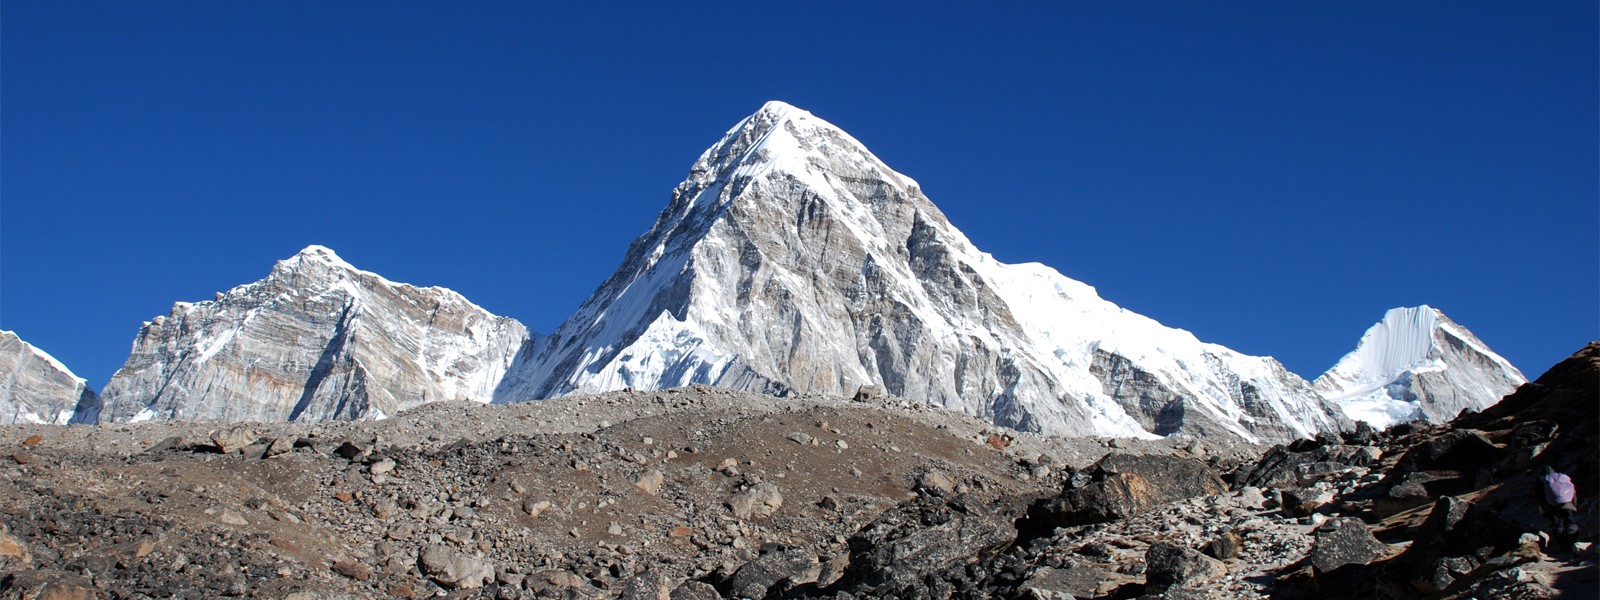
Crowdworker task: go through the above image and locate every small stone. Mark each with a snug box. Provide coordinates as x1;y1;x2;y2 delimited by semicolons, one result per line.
264;436;295;458
787;432;814;445
608;522;623;536
0;531;31;563
1235;486;1267;510
333;559;371;581
728;482;784;519
20;435;42;446
210;427;258;453
373;498;399;519
835;439;849;450
917;470;956;496
523;499;552;517
334;491;354;503
214;508;249;526
369;457;397;475
1203;531;1243;561
635;469;665;496
671;580;721;600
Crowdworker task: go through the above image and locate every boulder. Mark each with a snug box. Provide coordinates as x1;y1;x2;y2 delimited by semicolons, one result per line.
669;581;720;600
635;469;665;496
1017;562;1112;599
1308;518;1384;573
418;545;494;590
1144;542;1227;592
729;548;820;598
837;495;1020;597
619;568;677;600
728;482;783;519
1023;454;1224;535
1203;531;1243;561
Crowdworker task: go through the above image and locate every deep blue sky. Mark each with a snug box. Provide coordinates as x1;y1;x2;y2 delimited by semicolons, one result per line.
4;3;1596;390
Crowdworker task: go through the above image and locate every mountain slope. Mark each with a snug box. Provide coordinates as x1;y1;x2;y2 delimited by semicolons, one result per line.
0;331;96;424
1313;305;1525;428
497;101;1347;443
82;246;533;423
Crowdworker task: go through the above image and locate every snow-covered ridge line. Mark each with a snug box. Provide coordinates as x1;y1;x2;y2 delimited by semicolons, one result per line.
24;102;1526;439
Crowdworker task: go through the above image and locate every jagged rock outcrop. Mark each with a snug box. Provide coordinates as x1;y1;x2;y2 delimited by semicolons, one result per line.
1314;306;1525;428
497;100;1347;443
81;246;532;423
0;331;95;424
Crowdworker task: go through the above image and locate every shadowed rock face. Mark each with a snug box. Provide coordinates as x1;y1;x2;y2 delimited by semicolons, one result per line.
0;331;95;425
84;246;531;423
498;100;1348;443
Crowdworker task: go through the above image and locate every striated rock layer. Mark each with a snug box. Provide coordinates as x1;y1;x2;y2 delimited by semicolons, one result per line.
1313;305;1525;428
80;246;533;423
0;331;95;424
497;101;1349;443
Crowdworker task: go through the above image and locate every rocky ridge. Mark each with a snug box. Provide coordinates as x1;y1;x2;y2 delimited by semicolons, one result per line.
82;246;532;424
2;343;1593;599
0;331;95;425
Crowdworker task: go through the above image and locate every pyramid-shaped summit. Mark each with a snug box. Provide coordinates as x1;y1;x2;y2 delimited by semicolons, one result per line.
497;101;1348;443
1314;305;1526;428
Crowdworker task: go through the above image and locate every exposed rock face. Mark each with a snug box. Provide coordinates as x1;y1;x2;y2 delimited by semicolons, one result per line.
1314;306;1525;428
498;100;1347;443
82;246;532;423
0;331;95;425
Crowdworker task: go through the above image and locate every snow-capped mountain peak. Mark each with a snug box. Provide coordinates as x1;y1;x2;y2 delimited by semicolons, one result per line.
497;101;1349;442
1314;306;1525;428
86;246;533;423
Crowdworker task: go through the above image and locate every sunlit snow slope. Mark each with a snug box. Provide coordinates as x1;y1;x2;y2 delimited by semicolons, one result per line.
1314;306;1525;428
497;101;1349;442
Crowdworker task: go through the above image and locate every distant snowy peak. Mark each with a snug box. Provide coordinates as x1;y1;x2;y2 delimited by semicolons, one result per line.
1314;306;1525;428
0;330;96;425
499;100;1348;443
87;246;533;423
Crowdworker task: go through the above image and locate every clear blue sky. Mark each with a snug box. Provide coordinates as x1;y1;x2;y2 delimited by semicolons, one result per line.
3;2;1595;390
